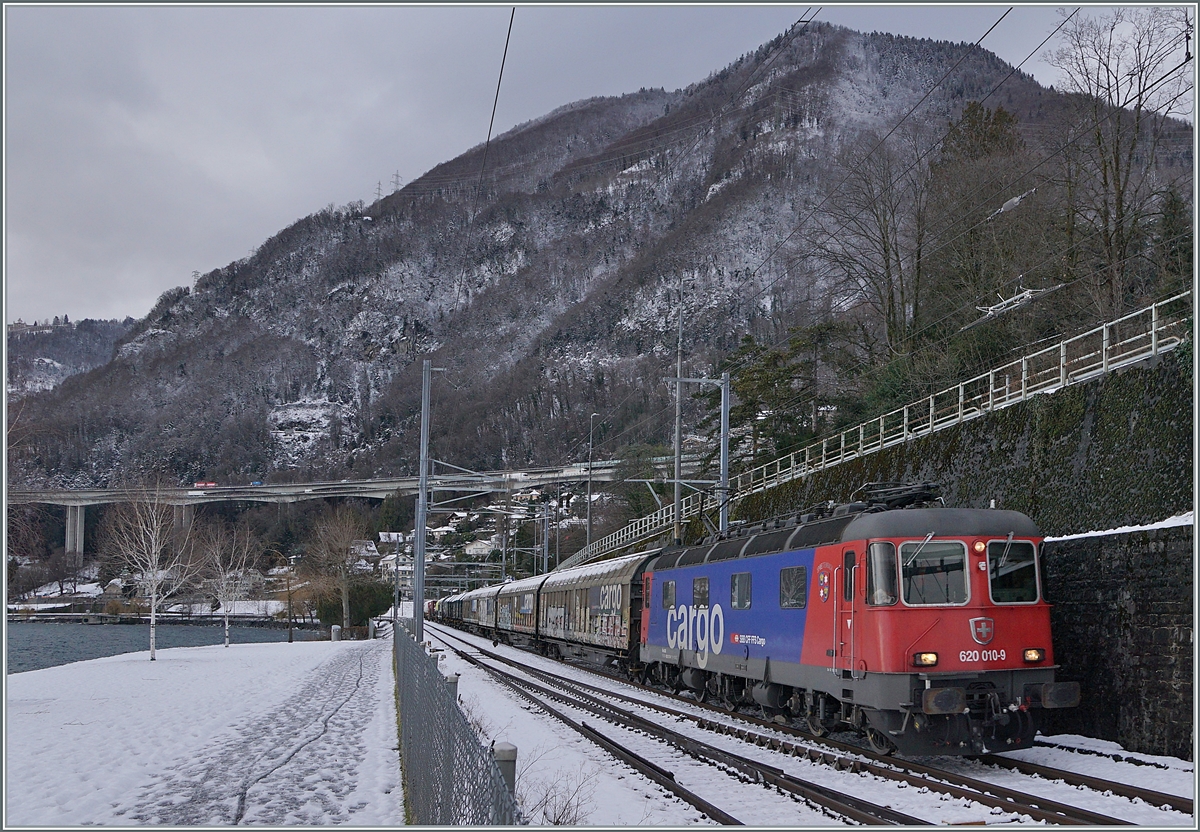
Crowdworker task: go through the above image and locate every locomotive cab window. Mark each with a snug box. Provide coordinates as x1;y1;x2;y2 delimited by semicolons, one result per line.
662;580;676;609
901;540;967;605
731;572;751;610
779;566;807;609
693;577;709;609
866;542;898;606
987;539;1039;603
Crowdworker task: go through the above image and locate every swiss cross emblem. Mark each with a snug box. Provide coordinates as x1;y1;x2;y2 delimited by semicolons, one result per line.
970;617;995;645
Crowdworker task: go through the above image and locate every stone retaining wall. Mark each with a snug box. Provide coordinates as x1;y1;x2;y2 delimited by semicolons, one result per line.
1041;525;1193;761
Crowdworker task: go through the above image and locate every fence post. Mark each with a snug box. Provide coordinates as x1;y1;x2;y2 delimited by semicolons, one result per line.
858;424;863;455
1059;342;1067;388
1152;303;1160;354
903;405;909;437
957;383;964;423
1021;358;1028;399
988;371;994;410
928;395;935;432
1102;323;1110;372
493;743;518;796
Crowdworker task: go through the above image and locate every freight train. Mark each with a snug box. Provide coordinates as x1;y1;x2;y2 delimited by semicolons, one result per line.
433;483;1079;755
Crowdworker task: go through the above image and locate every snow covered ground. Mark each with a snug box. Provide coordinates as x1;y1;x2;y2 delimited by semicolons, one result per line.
5;593;1193;826
426;624;1195;826
5;639;402;826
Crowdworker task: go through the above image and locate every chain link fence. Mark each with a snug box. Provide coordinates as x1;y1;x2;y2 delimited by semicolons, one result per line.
394;621;524;825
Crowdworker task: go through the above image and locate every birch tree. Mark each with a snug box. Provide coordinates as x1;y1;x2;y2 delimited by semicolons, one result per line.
196;519;262;647
99;483;200;660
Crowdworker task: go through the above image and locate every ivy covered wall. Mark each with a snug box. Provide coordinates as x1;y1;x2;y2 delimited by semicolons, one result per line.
733;350;1192;537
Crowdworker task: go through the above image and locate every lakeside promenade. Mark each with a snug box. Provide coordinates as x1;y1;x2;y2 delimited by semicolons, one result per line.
5;638;403;825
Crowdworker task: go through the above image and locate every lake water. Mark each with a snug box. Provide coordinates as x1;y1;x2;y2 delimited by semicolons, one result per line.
6;622;325;673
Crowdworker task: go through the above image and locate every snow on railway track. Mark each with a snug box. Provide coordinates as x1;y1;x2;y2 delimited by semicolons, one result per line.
428;622;1194;826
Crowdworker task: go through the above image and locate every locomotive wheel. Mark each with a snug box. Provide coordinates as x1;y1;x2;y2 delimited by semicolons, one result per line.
804;715;827;736
866;727;897;755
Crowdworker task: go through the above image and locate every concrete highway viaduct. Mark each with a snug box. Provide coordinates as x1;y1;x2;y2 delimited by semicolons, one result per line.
7;458;647;562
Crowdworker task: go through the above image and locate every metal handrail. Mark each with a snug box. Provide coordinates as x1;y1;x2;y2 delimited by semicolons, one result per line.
562;291;1191;569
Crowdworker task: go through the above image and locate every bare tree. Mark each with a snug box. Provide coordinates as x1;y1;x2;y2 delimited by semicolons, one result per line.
1048;7;1193;316
305;503;369;628
815;125;936;360
99;483;200;660
195;519;262;647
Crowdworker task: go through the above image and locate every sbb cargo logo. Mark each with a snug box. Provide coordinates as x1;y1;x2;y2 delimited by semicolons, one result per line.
730;633;766;647
666;603;725;669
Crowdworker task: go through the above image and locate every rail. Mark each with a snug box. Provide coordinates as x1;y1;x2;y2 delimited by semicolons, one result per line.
561;291;1192;569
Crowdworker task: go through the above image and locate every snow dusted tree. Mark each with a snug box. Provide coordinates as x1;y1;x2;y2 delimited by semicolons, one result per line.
195;519;263;647
99;482;201;660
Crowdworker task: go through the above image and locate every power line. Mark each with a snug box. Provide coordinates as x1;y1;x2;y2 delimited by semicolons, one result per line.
454;7;517;309
567;8;1020;461
724;16;1190;383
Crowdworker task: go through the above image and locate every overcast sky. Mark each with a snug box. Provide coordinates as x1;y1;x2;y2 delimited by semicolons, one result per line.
5;4;1099;325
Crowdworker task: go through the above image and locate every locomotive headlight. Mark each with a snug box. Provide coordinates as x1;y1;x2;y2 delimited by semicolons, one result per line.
1023;648;1046;663
972;540;986;553
913;652;939;667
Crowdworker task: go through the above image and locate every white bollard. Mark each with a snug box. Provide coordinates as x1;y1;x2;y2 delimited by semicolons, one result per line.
368;619;376;639
445;671;460;703
331;624;341;642
493;742;517;795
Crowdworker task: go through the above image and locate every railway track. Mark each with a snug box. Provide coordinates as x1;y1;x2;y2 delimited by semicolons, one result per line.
429;623;1190;825
430;625;926;825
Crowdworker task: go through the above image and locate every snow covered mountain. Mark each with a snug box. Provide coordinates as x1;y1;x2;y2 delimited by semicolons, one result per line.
7;23;1072;488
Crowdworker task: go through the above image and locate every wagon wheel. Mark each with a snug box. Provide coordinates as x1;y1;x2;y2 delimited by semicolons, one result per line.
865;727;897;756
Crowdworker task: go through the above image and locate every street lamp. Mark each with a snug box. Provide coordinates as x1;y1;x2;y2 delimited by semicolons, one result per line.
287;555;298;643
379;531;404;635
587;412;599;548
271;549;298;644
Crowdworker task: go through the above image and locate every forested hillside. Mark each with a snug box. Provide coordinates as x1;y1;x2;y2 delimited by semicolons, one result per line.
7;14;1192;490
7;318;135;400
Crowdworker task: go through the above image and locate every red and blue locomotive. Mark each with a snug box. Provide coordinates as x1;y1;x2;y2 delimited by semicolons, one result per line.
437;483;1079;756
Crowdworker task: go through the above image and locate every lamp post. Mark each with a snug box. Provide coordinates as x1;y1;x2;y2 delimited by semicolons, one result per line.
272;550;297;644
379;531;403;635
287;555;297;643
587;412;599;548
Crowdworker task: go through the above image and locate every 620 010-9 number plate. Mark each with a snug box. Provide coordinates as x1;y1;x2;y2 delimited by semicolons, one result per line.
960;648;1006;662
